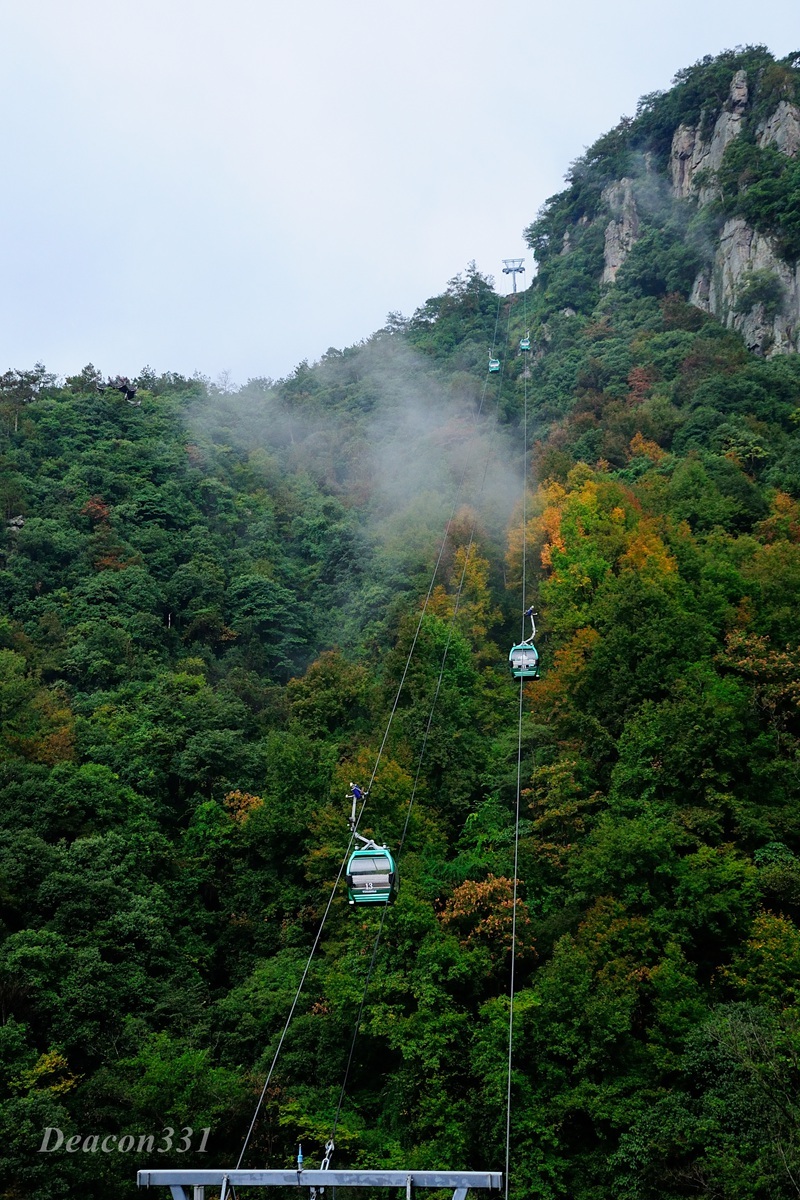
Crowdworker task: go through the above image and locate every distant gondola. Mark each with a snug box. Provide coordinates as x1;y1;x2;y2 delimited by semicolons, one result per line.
488;357;501;373
520;332;531;352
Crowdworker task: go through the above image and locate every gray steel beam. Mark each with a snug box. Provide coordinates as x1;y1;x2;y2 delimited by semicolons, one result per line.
139;1170;502;1190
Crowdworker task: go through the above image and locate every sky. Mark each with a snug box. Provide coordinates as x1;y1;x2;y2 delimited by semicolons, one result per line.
0;0;798;386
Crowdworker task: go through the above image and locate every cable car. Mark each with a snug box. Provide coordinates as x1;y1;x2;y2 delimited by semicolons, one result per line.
488;357;501;373
346;845;399;906
509;606;540;679
520;332;531;352
509;643;539;679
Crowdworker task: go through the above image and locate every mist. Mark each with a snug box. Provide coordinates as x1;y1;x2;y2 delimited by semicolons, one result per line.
186;331;525;579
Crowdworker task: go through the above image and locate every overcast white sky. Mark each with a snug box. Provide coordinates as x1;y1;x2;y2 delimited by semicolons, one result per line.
0;1;797;384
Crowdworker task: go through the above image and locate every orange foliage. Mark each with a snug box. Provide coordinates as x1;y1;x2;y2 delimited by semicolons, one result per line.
627;366;655;403
755;491;800;543
528;627;600;722
90;524;138;572
438;875;534;963
93;552;137;572
34;725;76;766
22;690;75;765
81;495;111;523
536;481;568;569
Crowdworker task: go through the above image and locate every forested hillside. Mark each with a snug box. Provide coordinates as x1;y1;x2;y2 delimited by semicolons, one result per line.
5;44;800;1200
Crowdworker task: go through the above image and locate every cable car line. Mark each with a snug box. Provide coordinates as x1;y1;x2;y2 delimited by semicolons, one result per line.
329;900;390;1148
324;296;515;1162
235;843;353;1170
236;290;506;1171
237;281;526;1179
344;287;507;858
505;283;532;1200
329;513;494;1148
329;522;490;1152
329;520;492;1151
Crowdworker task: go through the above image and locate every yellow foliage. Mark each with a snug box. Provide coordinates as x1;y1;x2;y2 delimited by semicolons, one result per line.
629;431;667;463
427;583;454;621
450;545;502;643
619;523;677;575
528;627;600;722
17;1050;81;1096
223;790;264;824
425;545;501;649
506;480;566;583
509;466;682;613
529;758;604;843
719;911;800;1005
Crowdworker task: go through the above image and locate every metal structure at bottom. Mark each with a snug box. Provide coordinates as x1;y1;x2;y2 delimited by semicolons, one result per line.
138;1169;503;1200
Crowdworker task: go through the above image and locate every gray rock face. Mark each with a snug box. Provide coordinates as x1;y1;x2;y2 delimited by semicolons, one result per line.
670;124;701;198
757;100;800;156
601;178;640;283
669;69;748;203
588;68;800;357
692;218;800;355
662;70;800;356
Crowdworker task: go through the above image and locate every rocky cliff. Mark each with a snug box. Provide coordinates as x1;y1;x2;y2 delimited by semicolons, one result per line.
670;69;750;205
598;68;800;356
601;178;640;284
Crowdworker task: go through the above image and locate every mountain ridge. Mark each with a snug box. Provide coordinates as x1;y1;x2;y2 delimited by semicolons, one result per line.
526;45;800;357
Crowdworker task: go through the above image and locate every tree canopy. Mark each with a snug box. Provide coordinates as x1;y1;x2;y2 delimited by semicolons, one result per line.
5;45;800;1200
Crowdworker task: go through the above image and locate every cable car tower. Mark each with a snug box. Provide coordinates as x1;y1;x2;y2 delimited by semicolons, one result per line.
502;258;525;293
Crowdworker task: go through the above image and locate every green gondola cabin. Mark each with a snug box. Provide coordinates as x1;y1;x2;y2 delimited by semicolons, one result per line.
509;642;540;679
346;846;399;906
510;643;542;681
509;607;540;679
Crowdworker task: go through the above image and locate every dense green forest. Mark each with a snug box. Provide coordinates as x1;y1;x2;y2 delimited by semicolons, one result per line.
5;44;800;1200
